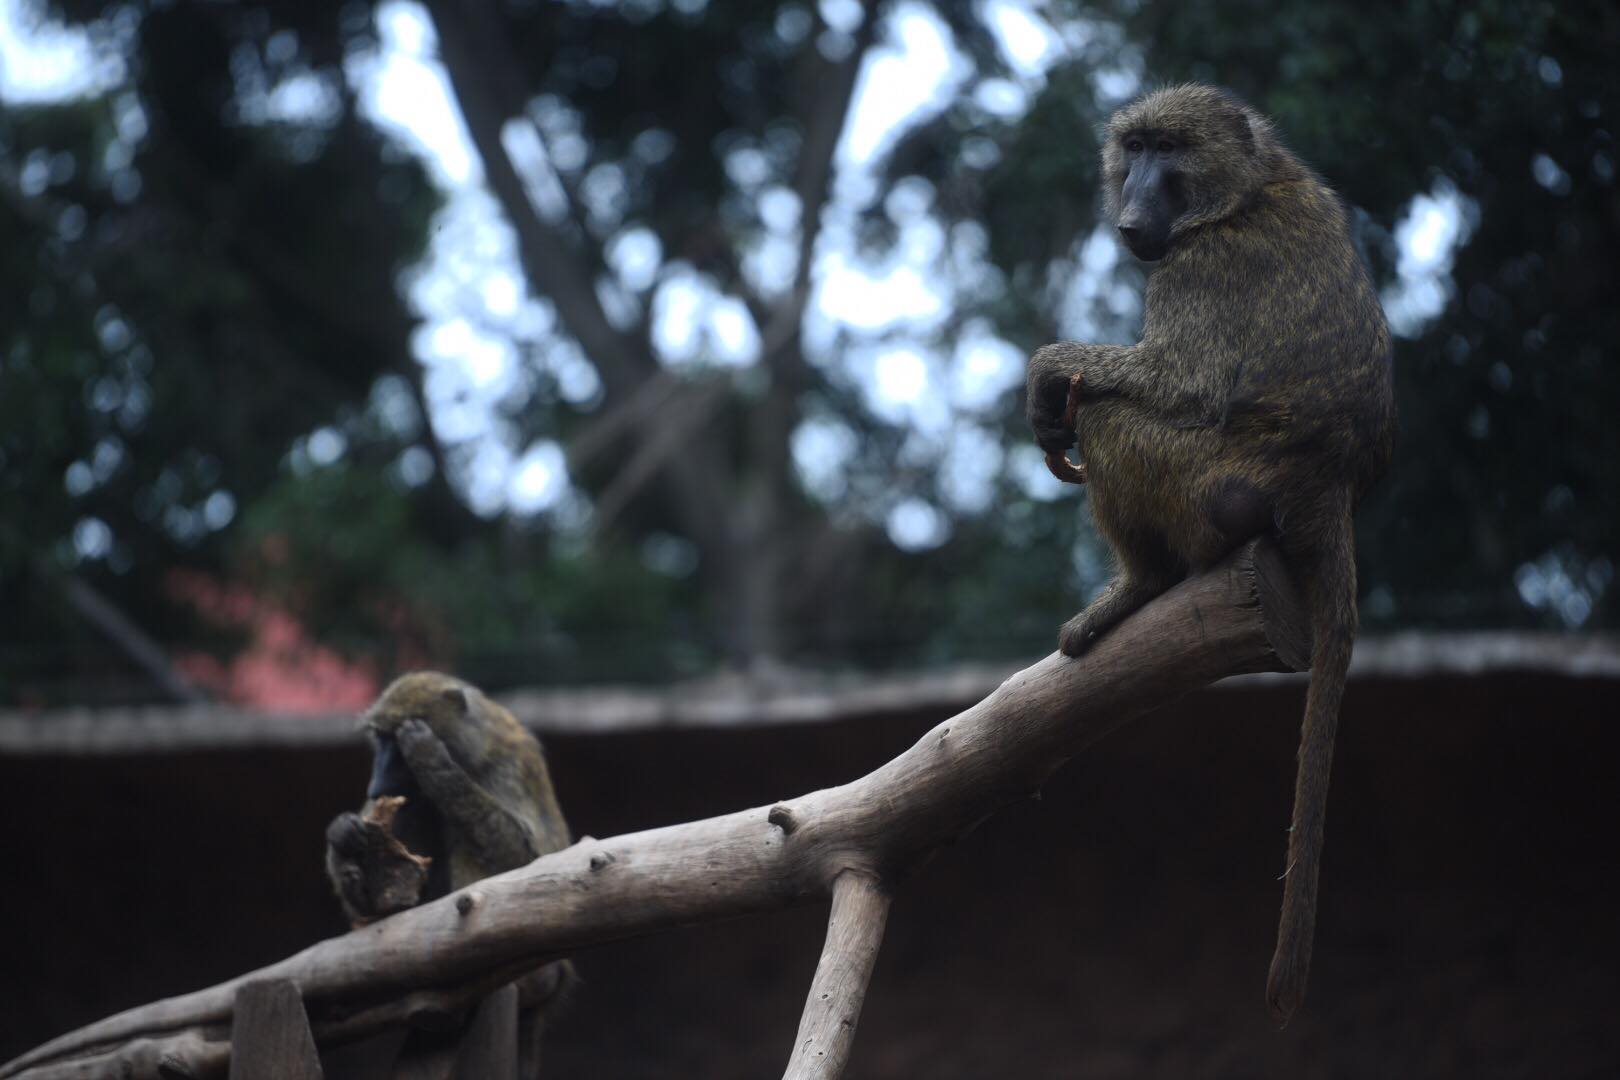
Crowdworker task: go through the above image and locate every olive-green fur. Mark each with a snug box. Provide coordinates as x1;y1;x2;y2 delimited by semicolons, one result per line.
336;671;576;1073
1027;84;1394;1024
364;671;571;885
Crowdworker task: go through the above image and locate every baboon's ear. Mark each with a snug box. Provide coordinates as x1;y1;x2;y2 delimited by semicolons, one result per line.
1232;110;1257;154
1224;106;1263;155
441;687;469;715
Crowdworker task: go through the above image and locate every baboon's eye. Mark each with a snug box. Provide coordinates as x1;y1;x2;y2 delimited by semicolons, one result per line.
1155;138;1176;154
1124;137;1144;153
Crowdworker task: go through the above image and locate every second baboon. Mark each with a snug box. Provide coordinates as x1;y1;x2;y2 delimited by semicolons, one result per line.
325;671;574;1076
1026;84;1394;1023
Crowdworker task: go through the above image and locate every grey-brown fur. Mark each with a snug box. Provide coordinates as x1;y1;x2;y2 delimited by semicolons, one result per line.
1026;84;1394;1024
326;671;575;1074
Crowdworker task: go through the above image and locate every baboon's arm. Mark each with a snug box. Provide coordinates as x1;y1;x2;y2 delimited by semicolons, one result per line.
395;718;539;869
1027;343;1130;451
1030;341;1226;436
1071;344;1234;422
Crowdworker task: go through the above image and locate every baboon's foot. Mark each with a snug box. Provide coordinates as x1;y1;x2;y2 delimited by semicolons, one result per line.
1058;611;1104;657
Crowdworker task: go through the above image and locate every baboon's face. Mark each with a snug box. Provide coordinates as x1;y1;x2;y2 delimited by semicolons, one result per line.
365;727;418;800
1115;130;1186;262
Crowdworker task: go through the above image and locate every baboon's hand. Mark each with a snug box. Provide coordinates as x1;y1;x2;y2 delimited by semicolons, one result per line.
1026;348;1081;456
326;810;370;856
396;717;471;804
1044;372;1088;483
325;811;377;923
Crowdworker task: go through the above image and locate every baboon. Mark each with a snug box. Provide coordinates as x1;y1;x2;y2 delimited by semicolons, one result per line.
1025;84;1394;1024
325;671;575;1074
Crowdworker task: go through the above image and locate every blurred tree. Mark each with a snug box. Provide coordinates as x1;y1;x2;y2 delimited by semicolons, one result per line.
1;0;1614;705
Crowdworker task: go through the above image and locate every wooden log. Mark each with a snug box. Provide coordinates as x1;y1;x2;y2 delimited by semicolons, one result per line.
3;540;1306;1080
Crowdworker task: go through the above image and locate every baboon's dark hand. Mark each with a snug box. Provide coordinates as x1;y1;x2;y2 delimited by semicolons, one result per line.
396;717;472;805
325;812;376;920
395;717;452;773
325;811;369;857
1026;354;1080;455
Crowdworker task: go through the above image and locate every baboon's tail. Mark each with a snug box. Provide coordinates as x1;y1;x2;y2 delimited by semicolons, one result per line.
1266;496;1357;1026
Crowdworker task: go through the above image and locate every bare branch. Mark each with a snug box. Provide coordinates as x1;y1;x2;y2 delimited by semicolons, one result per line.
591;377;731;532
3;540;1306;1080
564;369;686;471
782;871;891;1080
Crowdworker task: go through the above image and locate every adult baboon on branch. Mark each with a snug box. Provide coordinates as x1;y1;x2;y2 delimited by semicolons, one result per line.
1026;84;1394;1024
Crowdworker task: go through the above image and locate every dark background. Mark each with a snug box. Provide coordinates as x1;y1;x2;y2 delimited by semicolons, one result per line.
5;677;1617;1078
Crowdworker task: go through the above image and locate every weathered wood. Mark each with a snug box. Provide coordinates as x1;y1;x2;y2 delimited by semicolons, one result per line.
229;980;322;1080
4;540;1306;1080
782;872;890;1080
451;987;519;1080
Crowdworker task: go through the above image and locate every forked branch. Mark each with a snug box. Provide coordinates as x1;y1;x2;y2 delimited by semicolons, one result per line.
782;872;891;1080
3;540;1306;1080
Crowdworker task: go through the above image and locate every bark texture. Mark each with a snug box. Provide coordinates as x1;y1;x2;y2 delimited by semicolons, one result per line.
782;872;891;1080
2;539;1306;1080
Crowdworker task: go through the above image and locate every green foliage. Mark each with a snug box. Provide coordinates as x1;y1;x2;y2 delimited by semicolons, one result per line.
229;463;704;685
2;0;1615;704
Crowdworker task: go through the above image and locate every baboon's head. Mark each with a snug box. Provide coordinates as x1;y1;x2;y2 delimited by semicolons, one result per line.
361;671;504;797
361;670;550;819
1101;84;1287;261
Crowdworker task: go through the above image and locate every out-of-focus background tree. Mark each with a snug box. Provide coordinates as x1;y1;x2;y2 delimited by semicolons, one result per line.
2;0;1615;706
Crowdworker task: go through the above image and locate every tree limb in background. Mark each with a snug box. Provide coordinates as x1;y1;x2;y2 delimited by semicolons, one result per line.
590;376;732;533
2;540;1308;1080
35;561;207;705
425;0;741;560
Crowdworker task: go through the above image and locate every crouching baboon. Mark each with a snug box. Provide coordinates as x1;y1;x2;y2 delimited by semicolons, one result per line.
1026;84;1394;1024
325;671;575;1075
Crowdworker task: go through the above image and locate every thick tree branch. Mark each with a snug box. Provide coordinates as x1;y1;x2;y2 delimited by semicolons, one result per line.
750;0;882;369
424;0;641;397
424;0;737;558
3;540;1307;1080
782;871;891;1080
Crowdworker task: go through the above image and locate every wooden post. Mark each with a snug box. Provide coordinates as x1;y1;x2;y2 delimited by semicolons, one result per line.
229;980;321;1080
452;986;519;1080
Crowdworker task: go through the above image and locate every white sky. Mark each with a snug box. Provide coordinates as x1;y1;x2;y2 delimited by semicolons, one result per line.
2;0;1465;549
0;0;110;100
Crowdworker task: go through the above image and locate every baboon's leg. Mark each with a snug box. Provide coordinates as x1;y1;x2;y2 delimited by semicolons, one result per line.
395;718;538;867
1058;553;1178;658
1189;474;1277;569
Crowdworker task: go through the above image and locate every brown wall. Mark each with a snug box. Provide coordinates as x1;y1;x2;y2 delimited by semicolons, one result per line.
2;675;1617;1078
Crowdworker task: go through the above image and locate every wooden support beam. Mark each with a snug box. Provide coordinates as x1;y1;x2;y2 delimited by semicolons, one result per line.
229;980;321;1080
452;988;519;1080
